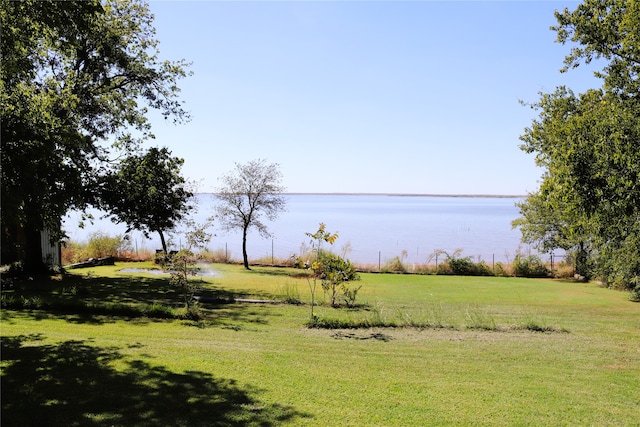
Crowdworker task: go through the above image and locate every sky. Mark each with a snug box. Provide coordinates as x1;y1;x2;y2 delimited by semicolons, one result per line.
144;0;600;195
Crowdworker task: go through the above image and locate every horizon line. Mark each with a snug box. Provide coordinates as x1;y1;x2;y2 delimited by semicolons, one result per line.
197;192;527;198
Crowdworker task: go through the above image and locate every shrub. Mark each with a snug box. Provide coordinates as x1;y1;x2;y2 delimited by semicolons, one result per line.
382;256;408;273
195;248;227;263
493;262;511;277
449;256;493;276
316;252;360;306
437;254;493;276
513;254;551;278
180;301;205;321
291;256;307;269
62;233;132;264
343;284;362;308
86;231;131;259
61;241;83;265
168;249;202;308
553;261;576;279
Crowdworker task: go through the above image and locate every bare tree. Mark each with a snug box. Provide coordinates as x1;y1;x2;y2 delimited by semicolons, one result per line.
215;159;287;269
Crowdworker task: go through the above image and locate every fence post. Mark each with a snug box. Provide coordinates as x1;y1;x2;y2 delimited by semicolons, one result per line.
378;251;381;272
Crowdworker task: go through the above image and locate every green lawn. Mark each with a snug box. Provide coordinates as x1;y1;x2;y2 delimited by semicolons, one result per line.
2;262;639;426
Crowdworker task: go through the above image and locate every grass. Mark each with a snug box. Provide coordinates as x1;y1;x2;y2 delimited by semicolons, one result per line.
1;261;639;426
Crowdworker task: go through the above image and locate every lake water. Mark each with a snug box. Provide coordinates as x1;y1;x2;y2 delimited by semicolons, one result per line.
64;194;536;265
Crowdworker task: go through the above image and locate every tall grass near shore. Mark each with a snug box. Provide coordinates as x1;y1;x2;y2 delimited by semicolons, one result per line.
2;262;638;426
62;233;576;279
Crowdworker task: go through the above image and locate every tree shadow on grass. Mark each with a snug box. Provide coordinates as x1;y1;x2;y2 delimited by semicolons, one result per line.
5;273;254;308
1;334;309;427
1;274;267;327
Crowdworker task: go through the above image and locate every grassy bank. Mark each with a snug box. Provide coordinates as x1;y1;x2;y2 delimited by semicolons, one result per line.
1;262;638;426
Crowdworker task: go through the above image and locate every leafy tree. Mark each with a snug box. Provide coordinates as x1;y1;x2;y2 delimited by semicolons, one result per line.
305;223;339;320
100;147;193;254
512;254;551;278
214;159;287;270
0;0;190;271
516;0;640;295
316;252;360;307
168;219;212;309
512;187;593;278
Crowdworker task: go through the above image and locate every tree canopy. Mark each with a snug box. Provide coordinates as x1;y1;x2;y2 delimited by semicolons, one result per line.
515;0;639;296
1;0;190;270
100;147;193;254
214;159;287;270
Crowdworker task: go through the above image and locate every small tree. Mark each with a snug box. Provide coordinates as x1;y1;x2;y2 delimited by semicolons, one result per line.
305;223;338;321
101;147;193;254
215;159;286;269
168;219;212;308
317;253;360;307
305;223;361;320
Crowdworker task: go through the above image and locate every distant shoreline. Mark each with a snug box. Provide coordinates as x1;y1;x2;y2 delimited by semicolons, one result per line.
199;192;526;198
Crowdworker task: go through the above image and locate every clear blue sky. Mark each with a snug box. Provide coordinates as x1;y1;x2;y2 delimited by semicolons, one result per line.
145;0;598;195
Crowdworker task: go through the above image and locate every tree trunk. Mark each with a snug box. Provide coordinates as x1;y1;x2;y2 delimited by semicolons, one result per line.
158;230;168;254
23;213;45;273
575;241;590;281
1;223;20;266
242;225;250;270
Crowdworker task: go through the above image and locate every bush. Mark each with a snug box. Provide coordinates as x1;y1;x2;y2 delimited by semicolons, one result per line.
316;252;360;306
437;255;493;276
179;301;205;321
291;256;307;269
87;231;131;259
343;284;362;308
450;257;493;276
382;256;408;273
62;232;132;264
493;262;511;277
513;254;551;278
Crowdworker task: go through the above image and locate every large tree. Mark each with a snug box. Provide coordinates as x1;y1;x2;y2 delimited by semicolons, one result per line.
516;0;639;295
512;181;594;278
215;159;287;270
0;0;190;271
100;147;193;254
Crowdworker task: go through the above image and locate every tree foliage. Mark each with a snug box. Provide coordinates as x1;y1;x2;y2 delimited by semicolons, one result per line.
316;252;360;307
305;223;361;317
168;220;212;310
100;147;193;254
305;223;339;320
515;0;640;295
214;159;287;269
0;0;190;270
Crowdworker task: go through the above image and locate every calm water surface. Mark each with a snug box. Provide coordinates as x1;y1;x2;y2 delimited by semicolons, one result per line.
64;194;534;264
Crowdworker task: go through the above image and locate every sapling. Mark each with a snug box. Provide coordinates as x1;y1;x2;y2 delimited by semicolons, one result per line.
305;223;338;322
168;219;213;308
